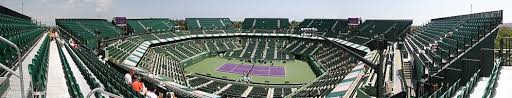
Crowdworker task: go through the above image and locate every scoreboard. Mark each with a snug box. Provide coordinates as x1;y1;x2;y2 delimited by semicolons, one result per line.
348;18;361;26
114;17;127;26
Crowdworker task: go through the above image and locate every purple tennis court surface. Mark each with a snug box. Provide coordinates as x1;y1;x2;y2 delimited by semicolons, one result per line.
216;63;285;77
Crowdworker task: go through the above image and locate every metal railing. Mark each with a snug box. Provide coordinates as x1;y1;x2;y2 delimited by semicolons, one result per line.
501;37;512;66
86;87;123;98
0;36;26;98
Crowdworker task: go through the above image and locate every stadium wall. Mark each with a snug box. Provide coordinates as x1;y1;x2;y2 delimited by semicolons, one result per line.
306;56;325;76
181;52;210;68
477;28;499;77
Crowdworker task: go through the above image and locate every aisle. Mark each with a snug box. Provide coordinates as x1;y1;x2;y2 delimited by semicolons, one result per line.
45;40;69;97
60;43;93;97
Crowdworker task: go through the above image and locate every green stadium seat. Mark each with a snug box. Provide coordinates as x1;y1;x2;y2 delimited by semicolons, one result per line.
56;19;124;49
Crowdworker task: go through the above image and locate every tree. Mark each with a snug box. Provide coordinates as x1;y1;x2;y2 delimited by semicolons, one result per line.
289;21;300;30
174;19;187;30
496;26;512;48
233;21;242;29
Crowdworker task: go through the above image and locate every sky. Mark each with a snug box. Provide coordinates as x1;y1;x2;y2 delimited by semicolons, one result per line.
0;0;510;26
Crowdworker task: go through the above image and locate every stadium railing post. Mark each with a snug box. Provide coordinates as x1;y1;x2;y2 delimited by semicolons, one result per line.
86;87;123;98
0;36;25;98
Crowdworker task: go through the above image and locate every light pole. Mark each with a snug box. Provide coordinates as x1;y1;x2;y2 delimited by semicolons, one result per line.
20;0;24;14
469;0;473;14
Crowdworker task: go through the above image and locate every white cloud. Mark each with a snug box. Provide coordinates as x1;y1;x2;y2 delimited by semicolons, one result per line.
65;0;78;8
95;0;112;13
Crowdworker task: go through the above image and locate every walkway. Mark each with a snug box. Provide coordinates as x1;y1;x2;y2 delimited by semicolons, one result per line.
61;42;92;97
392;47;404;94
493;66;512;98
468;77;489;98
45;40;69;97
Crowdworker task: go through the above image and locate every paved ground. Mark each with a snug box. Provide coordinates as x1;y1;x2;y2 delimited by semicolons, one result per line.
493;66;512;98
45;40;69;97
392;48;404;94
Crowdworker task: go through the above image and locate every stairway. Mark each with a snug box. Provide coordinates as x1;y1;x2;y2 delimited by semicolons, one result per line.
331;20;339;30
61;45;92;96
137;21;147;31
277;20;281;29
161;21;173;29
219;20;226;27
403;61;412;79
196;20;202;28
46;40;69;97
307;20;314;27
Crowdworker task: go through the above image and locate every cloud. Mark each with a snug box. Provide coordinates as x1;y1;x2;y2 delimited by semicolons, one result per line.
65;0;80;8
63;0;111;11
95;0;112;13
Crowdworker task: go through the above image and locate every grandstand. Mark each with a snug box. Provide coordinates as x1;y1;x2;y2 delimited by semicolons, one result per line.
56;19;124;49
298;19;349;38
403;11;502;98
105;36;144;63
0;13;45;72
355;20;412;41
242;18;290;30
186;18;234;30
0;3;510;98
0;5;48;98
342;19;413;45
127;18;176;34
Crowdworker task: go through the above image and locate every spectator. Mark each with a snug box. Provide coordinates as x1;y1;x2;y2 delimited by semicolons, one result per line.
48;30;54;41
54;31;59;40
167;92;176;98
125;69;135;85
70;39;78;49
132;76;144;93
146;87;158;98
51;30;57;41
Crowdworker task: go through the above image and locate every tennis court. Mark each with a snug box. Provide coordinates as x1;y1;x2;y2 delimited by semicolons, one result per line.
184;56;316;84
